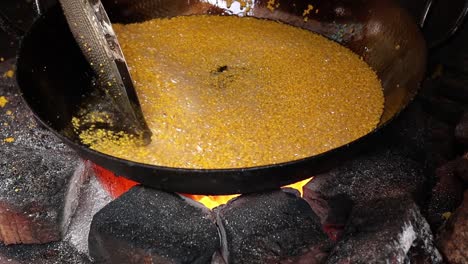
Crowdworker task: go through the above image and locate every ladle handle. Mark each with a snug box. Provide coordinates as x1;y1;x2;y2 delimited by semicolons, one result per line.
420;0;468;48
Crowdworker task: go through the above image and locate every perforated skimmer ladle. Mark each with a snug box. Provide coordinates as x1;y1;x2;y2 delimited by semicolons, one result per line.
58;0;152;144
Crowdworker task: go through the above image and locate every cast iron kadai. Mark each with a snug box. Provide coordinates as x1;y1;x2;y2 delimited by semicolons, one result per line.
13;0;447;194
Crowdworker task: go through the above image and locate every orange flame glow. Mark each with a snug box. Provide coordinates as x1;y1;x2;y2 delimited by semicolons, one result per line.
93;164;313;210
184;178;312;209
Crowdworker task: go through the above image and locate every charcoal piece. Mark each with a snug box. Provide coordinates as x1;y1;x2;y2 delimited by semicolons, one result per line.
302;191;352;241
326;196;442;264
276;246;330;264
386;101;455;170
303;148;426;225
0;148;90;245
88;186;220;264
0;60;90;245
437;190;468;264
0;63;75;154
303;147;425;242
64;175;112;255
426;160;465;229
0;241;90;264
455;112;468;145
216;190;330;264
455;153;468;183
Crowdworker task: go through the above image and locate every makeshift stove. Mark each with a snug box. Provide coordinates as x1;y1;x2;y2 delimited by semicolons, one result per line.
1;5;468;264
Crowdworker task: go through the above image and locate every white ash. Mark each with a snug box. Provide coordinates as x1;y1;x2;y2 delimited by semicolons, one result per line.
397;223;417;263
64;174;112;254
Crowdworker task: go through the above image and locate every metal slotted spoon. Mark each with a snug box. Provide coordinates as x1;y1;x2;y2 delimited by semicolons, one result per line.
58;0;152;144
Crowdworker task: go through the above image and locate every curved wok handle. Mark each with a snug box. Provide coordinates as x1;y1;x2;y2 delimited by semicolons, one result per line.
420;0;468;48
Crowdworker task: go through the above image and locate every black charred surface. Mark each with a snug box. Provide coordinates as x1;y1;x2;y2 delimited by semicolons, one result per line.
216;190;330;264
88;186;220;264
304;147;426;206
0;241;90;264
326;196;442;264
0;60;90;244
303;147;426;241
386;101;455;171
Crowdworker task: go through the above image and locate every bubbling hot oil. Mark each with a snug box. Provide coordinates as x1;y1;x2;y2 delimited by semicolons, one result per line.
75;15;384;169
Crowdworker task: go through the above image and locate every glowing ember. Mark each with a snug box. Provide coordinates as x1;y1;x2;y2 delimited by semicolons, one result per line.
183;194;240;210
93;164;312;209
184;178;312;209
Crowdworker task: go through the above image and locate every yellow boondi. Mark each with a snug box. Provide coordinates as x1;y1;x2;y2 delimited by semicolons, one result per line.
0;96;8;108
3;137;14;143
4;70;14;78
76;15;384;169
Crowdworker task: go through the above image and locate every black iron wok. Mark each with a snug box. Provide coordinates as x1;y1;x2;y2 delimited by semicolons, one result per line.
16;0;427;194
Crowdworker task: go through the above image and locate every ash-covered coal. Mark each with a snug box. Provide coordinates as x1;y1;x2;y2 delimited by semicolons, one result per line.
304;147;426;207
386;101;455;171
303;146;427;242
88;186;220;264
216;189;330;264
0;61;75;154
0;149;90;245
0;61;90;245
65;175;112;255
326;196;442;264
0;241;90;264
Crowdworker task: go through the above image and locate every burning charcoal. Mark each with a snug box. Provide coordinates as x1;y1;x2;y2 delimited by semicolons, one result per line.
426;160;465;229
0;241;90;264
455;153;468;183
455;111;468;145
64;175;112;255
88;186;220;264
0;147;90;245
216;190;330;264
302;189;352;241
0;60;91;245
303;147;426;237
437;190;468;264
326;196;442;264
387;101;455;170
0;150;90;245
